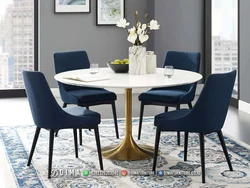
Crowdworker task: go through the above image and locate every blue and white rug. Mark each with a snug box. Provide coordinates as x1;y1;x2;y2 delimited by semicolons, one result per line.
0;118;250;188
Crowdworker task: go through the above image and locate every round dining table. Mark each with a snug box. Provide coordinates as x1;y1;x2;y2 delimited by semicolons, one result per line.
55;68;202;161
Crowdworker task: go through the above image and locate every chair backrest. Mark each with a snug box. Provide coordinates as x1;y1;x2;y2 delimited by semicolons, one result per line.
54;50;90;91
163;51;201;92
23;71;63;128
190;70;236;133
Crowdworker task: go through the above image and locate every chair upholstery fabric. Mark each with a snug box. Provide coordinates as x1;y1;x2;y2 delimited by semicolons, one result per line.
153;70;236;183
23;70;103;178
139;89;187;104
139;51;201;105
53;51;116;105
154;70;237;133
23;71;101;129
67;88;117;104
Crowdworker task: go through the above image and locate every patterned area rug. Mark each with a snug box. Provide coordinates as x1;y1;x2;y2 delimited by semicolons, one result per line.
0;118;250;188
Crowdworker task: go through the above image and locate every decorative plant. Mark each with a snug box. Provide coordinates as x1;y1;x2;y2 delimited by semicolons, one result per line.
116;11;160;46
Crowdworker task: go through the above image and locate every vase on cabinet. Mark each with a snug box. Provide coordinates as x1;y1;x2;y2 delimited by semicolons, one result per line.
129;45;147;75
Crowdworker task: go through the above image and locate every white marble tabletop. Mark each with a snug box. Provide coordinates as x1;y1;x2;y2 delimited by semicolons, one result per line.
54;68;203;89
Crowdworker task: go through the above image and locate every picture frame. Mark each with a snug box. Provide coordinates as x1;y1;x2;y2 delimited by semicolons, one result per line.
55;0;90;13
96;0;125;26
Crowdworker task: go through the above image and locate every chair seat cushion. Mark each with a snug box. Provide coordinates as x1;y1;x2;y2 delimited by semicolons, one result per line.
63;106;100;117
68;88;117;104
63;106;101;126
138;89;187;104
154;109;191;131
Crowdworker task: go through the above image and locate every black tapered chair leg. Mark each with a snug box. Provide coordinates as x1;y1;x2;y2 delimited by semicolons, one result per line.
199;133;205;183
138;102;145;140
177;132;181;146
48;129;55;179
184;132;189;161
188;102;193;109
55;130;59;137
165;106;169;112
176;104;180;109
79;129;82;146
62;103;67;108
27;127;41;166
94;127;103;170
153;126;161;172
176;105;181;145
111;101;119;139
217;131;233;171
187;103;192;146
85;107;91;131
73;129;78;158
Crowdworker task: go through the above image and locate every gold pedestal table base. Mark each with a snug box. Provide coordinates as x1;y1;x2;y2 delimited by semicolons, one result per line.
102;88;159;161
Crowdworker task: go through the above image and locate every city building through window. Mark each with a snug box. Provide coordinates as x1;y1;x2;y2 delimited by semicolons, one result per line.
0;0;34;89
212;0;238;99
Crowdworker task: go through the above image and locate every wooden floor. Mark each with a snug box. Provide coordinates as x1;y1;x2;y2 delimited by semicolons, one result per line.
0;94;250;187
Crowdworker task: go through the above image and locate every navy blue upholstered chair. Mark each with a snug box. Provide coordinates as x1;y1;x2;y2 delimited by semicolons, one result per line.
153;71;236;183
138;51;201;145
53;50;119;144
23;71;103;179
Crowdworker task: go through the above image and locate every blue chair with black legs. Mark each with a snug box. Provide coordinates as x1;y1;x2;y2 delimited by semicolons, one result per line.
23;71;103;179
153;70;236;183
138;51;201;145
53;50;119;145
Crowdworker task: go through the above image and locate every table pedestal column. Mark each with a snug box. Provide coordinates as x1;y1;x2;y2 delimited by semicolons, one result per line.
102;88;158;161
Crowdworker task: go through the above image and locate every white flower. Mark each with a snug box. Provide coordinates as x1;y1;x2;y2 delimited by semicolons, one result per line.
149;20;160;30
137;28;143;35
128;27;136;34
139;33;149;43
116;18;130;28
137;24;147;35
127;32;138;44
142;24;147;31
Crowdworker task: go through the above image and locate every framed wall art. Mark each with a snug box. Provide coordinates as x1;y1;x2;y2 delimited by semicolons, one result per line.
55;0;90;13
97;0;125;25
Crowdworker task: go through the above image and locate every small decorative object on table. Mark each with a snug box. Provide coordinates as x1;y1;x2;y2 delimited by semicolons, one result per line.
116;11;160;75
108;59;129;73
164;66;174;79
89;63;99;74
146;51;157;74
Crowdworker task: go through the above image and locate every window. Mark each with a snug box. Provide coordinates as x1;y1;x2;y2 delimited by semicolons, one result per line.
0;0;36;90
212;0;238;99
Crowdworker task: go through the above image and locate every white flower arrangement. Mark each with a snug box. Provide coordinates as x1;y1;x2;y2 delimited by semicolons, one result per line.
116;11;160;46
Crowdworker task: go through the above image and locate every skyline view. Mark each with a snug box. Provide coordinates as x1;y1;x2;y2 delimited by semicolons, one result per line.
0;0;34;89
212;0;238;98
